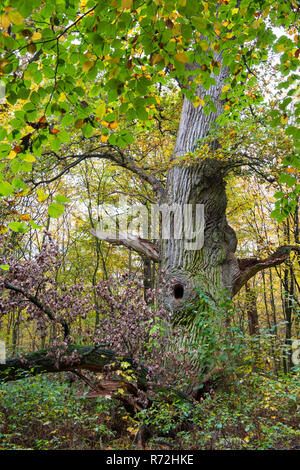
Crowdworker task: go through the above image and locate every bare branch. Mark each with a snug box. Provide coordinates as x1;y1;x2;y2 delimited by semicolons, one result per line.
233;245;300;296
90;229;160;263
3;280;70;339
28;145;164;196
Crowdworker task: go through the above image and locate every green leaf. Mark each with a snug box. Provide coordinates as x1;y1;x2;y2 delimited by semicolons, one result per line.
278;173;297;187
48;202;65;218
28;220;42;229
12;177;27;190
191;16;208;31
0;181;14;197
55;194;70;203
82;122;93;138
0;264;10;271
8;222;28;233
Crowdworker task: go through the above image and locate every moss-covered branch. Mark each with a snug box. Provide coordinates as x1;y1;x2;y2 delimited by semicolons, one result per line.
0;345;117;383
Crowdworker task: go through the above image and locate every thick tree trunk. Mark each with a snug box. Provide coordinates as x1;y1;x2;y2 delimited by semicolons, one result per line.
160;63;239;323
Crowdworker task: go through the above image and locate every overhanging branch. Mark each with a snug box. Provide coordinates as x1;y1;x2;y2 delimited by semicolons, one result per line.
28;145;164;196
90;229;160;263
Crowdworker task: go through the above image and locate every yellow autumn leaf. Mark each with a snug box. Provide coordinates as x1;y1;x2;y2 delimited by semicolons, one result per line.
276;44;286;52
199;40;209;51
222;85;230;92
232;8;239;15
7;151;17;160
0;15;10;29
193;97;205;108
178;0;186;5
18;188;29;197
8;10;24;25
126;426;137;434
19;214;31;221
80;0;88;9
281;115;288;124
211;41;220;52
286;167;296;173
109;121;118;129
32;31;42;41
82;61;94;72
95;102;106;119
58;92;66;102
23;154;36;163
175;52;189;63
152;53;163;65
0;225;8;234
101;134;109;143
37;189;48;202
121;0;133;8
24;70;34;81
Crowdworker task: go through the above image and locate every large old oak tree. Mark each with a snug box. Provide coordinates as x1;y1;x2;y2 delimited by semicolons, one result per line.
0;0;299;393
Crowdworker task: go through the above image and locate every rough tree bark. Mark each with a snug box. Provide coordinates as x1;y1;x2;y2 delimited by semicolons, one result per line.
159;60;240;322
91;53;299;336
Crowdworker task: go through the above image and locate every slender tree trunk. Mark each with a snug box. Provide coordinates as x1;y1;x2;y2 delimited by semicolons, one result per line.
282;219;295;372
245;282;259;336
11;309;20;356
142;257;152;302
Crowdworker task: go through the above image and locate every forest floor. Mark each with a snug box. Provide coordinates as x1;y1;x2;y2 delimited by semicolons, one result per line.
0;368;299;450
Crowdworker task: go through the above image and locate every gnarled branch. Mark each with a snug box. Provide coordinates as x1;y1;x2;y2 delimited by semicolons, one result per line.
91;229;160;263
28;145;164;196
233;245;300;296
0;345;118;382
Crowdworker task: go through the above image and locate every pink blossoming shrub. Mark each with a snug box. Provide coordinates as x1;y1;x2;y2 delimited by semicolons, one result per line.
0;234;199;391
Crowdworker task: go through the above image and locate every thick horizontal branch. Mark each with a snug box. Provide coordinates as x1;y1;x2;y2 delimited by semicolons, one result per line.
0;346;202;405
233;245;300;296
91;229;160;263
0;345;119;383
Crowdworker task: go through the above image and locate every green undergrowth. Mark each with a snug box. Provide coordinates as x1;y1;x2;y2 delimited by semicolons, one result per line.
0;368;299;450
